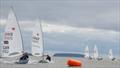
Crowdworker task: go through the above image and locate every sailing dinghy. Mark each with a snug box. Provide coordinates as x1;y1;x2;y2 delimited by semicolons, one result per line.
93;45;99;59
32;20;48;63
108;49;116;61
93;45;103;60
1;7;24;58
0;7;27;64
32;20;43;57
84;46;89;58
31;20;53;63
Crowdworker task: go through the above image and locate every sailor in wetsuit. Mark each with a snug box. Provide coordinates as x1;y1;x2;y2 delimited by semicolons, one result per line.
46;55;51;62
18;53;29;64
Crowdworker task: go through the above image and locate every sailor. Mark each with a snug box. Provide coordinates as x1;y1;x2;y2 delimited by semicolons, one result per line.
112;57;116;61
18;52;29;64
46;55;51;62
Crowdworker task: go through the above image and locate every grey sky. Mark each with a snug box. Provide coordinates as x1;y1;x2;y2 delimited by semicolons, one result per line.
0;0;120;31
0;0;120;56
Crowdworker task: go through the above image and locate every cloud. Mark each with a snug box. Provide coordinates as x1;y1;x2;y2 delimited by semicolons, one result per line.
0;19;119;55
0;0;119;55
0;0;119;31
0;19;119;42
0;19;6;27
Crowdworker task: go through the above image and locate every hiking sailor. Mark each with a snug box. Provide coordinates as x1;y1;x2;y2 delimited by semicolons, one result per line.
17;52;29;64
46;55;51;62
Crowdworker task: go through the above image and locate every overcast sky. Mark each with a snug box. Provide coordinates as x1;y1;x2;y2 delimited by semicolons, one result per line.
0;0;120;55
0;0;119;31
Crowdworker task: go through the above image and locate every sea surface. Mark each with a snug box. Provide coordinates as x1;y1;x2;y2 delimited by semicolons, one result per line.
0;56;120;68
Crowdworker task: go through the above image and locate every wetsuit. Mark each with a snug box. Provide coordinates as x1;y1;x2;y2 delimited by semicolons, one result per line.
18;53;29;64
20;55;29;60
46;55;51;62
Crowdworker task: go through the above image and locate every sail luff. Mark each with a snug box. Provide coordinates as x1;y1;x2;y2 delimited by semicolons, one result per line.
39;20;44;60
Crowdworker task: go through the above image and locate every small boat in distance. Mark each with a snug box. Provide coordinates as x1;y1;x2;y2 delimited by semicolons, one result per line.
84;46;89;58
93;45;99;59
93;45;103;61
108;49;116;61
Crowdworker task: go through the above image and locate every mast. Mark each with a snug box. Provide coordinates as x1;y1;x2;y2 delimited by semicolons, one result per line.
39;20;44;60
0;15;2;57
11;7;24;53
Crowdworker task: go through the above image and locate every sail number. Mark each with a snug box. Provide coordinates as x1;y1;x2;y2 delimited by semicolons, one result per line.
4;32;13;40
3;46;9;53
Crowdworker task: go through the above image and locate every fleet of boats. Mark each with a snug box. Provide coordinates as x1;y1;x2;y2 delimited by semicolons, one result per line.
84;45;116;61
0;7;48;64
0;7;117;64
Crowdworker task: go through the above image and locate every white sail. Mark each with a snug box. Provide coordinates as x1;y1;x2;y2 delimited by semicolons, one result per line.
2;8;23;57
93;45;98;59
108;49;113;59
84;46;89;58
32;20;43;56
